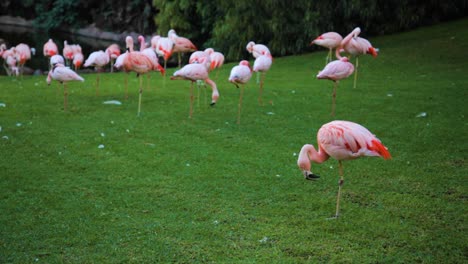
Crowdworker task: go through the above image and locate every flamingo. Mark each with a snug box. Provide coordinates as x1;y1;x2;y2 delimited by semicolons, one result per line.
204;48;225;77
46;63;84;111
84;50;110;95
138;35;165;90
170;56;219;119
50;54;65;67
246;41;271;58
168;29;197;67
43;39;58;70
105;43;121;72
253;51;273;105
151;35;174;74
311;32;343;66
14;43;32;76
228;60;252;124
123;36;159;116
63;40;74;66
297;120;391;218
72;52;84;71
340;27;378;88
317;55;354;116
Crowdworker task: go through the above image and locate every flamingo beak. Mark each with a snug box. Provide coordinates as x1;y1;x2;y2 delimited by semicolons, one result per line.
303;171;320;180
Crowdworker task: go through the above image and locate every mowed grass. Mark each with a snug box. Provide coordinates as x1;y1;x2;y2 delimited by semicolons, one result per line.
1;19;467;263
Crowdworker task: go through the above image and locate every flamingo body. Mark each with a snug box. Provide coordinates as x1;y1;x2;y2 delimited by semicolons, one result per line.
84;50;110;69
47;63;84;84
168;29;197;53
228;60;252;86
317;57;354;81
43;39;58;57
253;54;272;73
312;32;343;50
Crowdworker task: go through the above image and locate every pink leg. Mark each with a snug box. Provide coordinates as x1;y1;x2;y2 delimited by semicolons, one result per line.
331;81;337;116
237;84;245;125
189;81;194;118
335;161;344;217
63;83;68;111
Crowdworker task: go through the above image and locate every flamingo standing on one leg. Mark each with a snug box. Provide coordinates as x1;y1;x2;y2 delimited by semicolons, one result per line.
123;36;159;116
105;43;121;73
205;48;225;79
340;27;378;89
246;41;272;85
168;29;197;68
316;55;354;116
138;35;165;91
43;39;58;70
297;120;391;218
311;32;343;66
46;63;85;111
72;52;84;71
63;41;74;66
170;56;219;119
253;51;273;105
229;60;252;124
83;50;110;95
151;35;174;75
14;43;32;77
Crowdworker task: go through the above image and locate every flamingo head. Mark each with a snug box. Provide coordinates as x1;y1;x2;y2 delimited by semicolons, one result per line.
297;144;321;180
246;41;255;52
311;35;324;45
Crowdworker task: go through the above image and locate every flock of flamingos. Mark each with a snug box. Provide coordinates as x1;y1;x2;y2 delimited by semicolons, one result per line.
1;27;391;218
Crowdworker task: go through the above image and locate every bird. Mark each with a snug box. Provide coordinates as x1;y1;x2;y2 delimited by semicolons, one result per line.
168;29;197;68
46;63;84;111
204;48;225;78
311;32;343;66
138;35;165;90
297;120;391;218
63;40;74;66
72;52;84;71
43;39;58;69
151;35;174;74
339;27;378;88
50;54;65;66
123;36;160;116
228;60;252;124
317;56;354;116
170;56;219;119
246;41;271;59
253;51;273;105
83;50;110;95
105;43;121;72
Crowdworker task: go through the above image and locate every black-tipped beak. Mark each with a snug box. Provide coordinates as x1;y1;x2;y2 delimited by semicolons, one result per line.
303;171;320;180
210;102;216;107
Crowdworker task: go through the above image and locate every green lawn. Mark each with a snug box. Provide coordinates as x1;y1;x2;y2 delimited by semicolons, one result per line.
1;19;467;263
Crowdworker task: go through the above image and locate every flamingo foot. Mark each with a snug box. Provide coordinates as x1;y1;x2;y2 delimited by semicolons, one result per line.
303;171;320;180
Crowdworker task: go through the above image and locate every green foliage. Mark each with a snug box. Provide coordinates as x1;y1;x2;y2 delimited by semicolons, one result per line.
0;19;467;262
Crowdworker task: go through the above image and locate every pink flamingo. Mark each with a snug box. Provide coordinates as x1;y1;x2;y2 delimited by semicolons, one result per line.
72;52;84;71
253;51;273;105
46;63;84;111
43;39;58;69
204;48;225;75
297;120;391;217
123;36;159;116
317;53;354;116
138;35;165;90
84;50;110;95
168;29;197;67
246;41;271;58
229;60;252;124
151;35;174;74
14;43;32;76
311;32;343;66
340;27;378;88
63;41;74;66
105;43;121;73
170;56;219;119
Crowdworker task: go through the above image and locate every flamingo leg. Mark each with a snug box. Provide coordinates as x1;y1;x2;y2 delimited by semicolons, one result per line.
178;53;182;68
63;82;68;111
189;81;194;118
335;161;344;218
237;84;244;125
137;75;143;116
258;72;265;106
96;72;100;96
353;56;359;89
124;74;128;99
331;81;337;116
197;81;201;107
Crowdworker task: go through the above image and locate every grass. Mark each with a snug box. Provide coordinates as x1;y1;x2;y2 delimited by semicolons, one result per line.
1;18;467;263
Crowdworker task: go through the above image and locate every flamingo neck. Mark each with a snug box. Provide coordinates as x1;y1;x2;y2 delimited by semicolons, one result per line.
205;78;219;103
297;144;330;173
